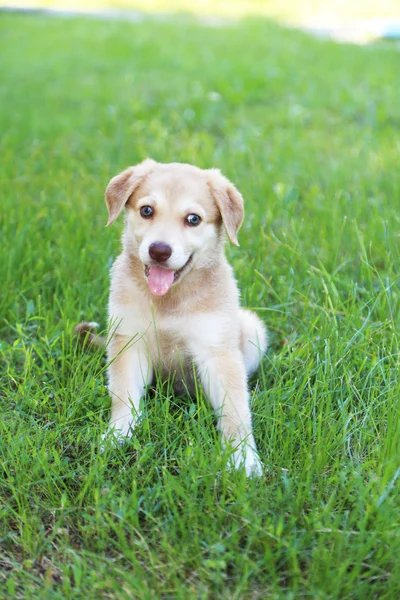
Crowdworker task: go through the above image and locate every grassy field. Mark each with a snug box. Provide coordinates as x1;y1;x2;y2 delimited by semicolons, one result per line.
1;10;400;599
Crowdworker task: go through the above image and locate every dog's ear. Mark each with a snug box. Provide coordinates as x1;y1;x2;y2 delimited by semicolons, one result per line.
207;169;244;246
105;158;156;226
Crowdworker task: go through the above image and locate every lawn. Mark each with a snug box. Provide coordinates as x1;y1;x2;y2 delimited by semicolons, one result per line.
1;10;400;599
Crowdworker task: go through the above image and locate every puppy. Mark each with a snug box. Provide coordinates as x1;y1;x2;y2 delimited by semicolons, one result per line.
102;159;267;476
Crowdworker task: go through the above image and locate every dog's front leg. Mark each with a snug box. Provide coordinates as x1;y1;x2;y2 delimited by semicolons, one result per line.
103;334;152;445
195;350;262;476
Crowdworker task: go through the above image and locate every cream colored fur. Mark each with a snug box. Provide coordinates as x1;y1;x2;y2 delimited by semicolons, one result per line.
103;159;267;476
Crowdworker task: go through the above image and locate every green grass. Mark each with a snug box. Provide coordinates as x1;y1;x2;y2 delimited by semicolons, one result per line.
1;11;400;599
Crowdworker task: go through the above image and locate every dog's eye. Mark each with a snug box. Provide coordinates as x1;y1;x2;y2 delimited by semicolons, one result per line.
185;214;201;227
140;206;154;219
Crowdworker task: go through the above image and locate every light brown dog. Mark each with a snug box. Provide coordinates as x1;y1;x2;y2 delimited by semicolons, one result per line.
101;159;267;475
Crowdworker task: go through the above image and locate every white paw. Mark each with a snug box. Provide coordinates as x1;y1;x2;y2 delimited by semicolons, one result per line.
231;444;263;477
100;422;134;452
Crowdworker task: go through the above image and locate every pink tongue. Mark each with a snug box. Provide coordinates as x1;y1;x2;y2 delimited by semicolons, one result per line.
147;266;175;296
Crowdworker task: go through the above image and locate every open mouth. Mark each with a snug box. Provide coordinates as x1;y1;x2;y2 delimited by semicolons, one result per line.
144;254;193;296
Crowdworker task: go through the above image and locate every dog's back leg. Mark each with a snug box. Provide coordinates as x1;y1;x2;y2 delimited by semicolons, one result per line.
238;309;268;377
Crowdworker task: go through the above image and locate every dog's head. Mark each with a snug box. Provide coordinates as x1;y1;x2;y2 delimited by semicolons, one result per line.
105;159;244;296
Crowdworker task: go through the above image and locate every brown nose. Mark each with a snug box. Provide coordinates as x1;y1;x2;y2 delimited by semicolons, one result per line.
148;242;172;263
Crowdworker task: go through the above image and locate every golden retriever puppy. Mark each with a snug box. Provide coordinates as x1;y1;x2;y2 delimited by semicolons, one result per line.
102;159;267;476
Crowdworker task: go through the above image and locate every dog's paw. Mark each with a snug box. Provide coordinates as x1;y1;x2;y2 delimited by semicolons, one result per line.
100;425;132;452
231;444;263;477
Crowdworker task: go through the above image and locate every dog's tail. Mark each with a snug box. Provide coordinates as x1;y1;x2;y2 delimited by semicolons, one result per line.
74;322;106;349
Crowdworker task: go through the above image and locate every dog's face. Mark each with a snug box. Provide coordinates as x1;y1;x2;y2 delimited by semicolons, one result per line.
105;160;244;296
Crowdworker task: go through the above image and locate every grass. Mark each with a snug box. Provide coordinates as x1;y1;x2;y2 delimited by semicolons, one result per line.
1;10;400;599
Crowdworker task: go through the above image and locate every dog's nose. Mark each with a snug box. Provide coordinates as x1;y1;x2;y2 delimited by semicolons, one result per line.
148;242;172;263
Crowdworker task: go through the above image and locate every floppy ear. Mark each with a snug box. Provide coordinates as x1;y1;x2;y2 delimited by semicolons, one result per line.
105;158;156;226
207;169;244;246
